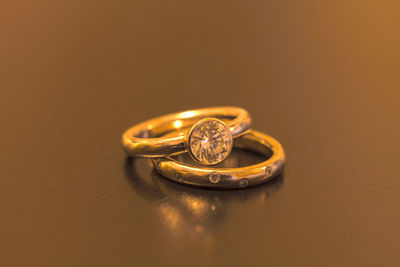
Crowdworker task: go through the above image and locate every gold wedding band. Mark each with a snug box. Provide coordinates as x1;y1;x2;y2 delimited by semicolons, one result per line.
122;106;252;165
122;106;285;189
152;130;285;189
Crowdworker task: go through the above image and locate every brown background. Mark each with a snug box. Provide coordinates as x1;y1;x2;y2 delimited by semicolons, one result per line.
1;1;400;266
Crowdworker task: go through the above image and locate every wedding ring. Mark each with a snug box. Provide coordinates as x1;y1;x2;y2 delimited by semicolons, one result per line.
122;107;252;165
152;130;285;189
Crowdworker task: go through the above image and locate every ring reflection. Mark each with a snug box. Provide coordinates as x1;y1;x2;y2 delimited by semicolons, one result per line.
124;149;284;240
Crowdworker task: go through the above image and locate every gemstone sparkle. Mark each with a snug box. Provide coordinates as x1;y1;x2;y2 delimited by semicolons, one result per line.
209;172;221;183
188;119;233;165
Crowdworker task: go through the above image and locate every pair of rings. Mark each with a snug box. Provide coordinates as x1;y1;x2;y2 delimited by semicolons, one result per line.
122;107;285;189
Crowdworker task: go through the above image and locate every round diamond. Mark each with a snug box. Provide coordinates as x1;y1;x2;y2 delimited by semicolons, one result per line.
238;179;249;187
265;166;272;177
188;118;233;165
209;172;221;183
175;173;183;182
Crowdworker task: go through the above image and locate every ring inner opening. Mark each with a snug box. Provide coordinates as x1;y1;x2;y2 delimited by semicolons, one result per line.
173;133;273;168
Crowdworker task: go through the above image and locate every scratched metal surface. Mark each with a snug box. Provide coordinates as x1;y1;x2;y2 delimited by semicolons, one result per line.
1;1;399;266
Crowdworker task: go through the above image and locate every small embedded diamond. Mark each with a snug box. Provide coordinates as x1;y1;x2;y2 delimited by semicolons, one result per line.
175;173;183;182
154;160;161;168
188;118;233;165
238;179;248;187
265;166;273;177
209;172;221;184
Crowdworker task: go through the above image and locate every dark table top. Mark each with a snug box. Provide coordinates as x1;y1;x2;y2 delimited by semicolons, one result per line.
1;1;399;266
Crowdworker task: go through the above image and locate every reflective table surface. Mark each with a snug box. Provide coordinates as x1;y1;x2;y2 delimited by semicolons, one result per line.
1;1;399;266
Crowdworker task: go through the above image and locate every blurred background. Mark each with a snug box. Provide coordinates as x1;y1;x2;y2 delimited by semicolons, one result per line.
1;1;399;266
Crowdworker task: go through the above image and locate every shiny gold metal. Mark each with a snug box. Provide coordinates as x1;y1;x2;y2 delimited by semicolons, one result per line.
152;130;285;189
122;106;252;158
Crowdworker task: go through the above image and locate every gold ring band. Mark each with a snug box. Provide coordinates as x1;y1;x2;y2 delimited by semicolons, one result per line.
121;107;252;161
152;130;285;189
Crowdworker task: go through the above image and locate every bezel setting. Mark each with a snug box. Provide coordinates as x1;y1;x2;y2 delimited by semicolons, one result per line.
186;118;233;165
